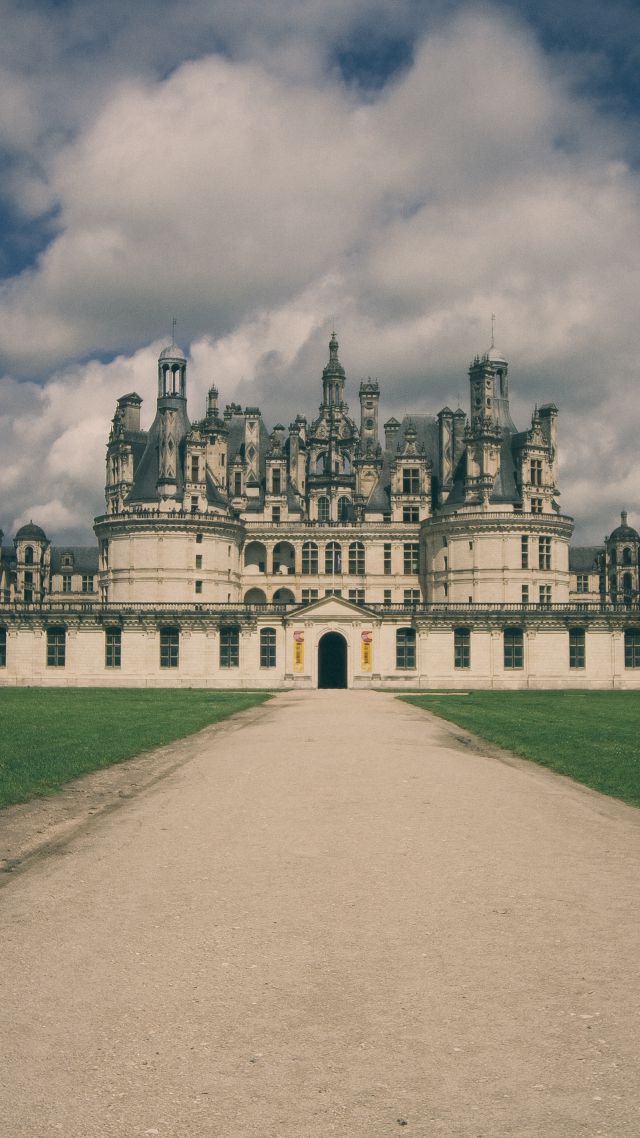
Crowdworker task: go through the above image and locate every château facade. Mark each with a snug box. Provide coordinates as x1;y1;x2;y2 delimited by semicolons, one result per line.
0;334;639;688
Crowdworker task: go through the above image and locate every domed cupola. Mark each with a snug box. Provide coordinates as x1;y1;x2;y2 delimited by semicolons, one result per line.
158;340;187;401
609;510;640;544
15;522;48;543
604;511;640;603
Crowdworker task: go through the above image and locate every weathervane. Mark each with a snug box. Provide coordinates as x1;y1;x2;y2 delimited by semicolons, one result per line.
171;316;177;344
490;313;496;349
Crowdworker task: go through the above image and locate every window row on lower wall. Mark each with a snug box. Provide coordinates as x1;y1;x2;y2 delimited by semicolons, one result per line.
0;626;279;670
1;626;640;673
394;626;640;670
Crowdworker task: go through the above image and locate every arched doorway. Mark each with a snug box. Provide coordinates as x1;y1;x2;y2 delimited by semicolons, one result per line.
318;631;347;689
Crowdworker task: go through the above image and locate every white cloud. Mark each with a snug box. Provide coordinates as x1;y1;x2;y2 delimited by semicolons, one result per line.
0;5;639;545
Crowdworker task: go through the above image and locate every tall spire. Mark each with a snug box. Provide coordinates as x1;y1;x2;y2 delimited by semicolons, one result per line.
322;331;346;408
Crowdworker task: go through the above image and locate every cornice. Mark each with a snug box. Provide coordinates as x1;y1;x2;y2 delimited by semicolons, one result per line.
422;513;574;539
94;513;244;540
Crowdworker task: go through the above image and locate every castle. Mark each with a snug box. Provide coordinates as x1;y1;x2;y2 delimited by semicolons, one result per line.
0;333;638;688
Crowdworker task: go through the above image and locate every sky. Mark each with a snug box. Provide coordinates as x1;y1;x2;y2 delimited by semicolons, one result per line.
1;0;639;544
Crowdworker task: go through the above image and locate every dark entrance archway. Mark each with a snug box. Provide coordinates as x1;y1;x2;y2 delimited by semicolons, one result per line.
318;631;347;689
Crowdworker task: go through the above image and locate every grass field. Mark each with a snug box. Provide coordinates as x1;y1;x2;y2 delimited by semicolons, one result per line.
400;691;640;807
0;688;272;808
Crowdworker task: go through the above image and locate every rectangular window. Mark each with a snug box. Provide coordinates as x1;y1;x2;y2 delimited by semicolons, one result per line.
62;574;72;593
538;537;551;570
624;628;640;668
0;627;6;667
191;456;200;482
402;506;419;523
302;543;318;575
272;469;281;494
234;472;242;496
220;626;240;668
324;589;342;597
105;627;121;668
521;584;529;604
196;532;203;544
403;542;419;574
348;588;365;605
531;497;543;514
569;628;585;669
402;468;420;494
530;458;543;486
301;588;319;604
504;628;524;669
47;627;66;668
191;495;198;513
383;589;392;605
195;554;203;569
195;580;203;594
271;506;281;524
576;574;589;593
383;544;392;574
521;535;529;569
396;628;416;670
348;542;365;575
81;574;94;593
454;628;470;669
539;584;552;607
404;589;420;605
260;627;276;668
160;627;179;669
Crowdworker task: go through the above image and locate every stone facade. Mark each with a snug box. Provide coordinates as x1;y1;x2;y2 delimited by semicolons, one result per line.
0;334;639;688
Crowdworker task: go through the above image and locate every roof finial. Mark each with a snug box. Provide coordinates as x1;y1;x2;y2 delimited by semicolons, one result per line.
171;316;177;345
490;313;496;349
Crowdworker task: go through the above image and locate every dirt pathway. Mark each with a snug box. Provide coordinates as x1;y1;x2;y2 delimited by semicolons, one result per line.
1;690;639;1138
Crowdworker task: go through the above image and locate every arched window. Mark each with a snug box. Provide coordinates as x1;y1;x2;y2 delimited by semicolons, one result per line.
623;547;632;566
325;542;341;574
396;628;416;670
273;587;295;605
24;546;34;565
503;627;524;669
244;541;267;572
338;496;351;521
244;587;267;604
317;496;330;523
624;628;640;668
623;572;633;598
302;541;318;575
260;627;277;668
348;541;365;575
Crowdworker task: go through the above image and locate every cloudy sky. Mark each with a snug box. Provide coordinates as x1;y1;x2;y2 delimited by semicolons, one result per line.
1;0;639;544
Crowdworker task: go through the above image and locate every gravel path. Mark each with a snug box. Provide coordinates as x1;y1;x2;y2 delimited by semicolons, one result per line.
2;689;639;1138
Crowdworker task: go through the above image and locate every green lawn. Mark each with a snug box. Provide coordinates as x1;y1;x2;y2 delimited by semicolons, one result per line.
0;688;273;808
400;691;640;807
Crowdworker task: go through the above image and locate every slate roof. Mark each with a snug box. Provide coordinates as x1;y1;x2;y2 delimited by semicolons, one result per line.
51;546;100;573
569;546;602;572
365;415;439;514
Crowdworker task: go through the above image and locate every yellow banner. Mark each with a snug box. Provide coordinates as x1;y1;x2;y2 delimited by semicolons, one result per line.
361;631;372;672
293;630;304;673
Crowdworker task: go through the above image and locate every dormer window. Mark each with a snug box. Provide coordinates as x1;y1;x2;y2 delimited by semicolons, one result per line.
402;468;420;494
